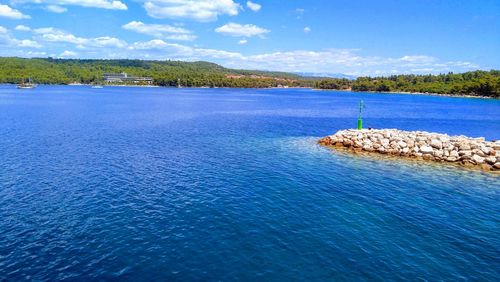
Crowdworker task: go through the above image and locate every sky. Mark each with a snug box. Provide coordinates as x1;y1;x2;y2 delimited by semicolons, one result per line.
0;0;498;76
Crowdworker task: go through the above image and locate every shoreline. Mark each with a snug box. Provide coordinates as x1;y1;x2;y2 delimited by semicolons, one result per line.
313;88;497;99
1;83;497;98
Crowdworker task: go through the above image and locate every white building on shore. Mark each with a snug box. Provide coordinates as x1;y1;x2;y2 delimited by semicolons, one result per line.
102;72;153;84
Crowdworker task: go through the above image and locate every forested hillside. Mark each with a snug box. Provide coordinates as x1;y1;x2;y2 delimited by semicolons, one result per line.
0;57;313;88
315;70;500;98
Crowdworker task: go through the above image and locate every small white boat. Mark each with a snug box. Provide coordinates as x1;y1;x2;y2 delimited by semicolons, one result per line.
17;77;37;89
91;85;103;89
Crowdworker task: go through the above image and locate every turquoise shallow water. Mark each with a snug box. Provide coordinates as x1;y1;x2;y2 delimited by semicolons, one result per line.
0;85;499;280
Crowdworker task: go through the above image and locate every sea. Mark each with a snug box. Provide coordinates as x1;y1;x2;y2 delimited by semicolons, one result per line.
0;85;499;280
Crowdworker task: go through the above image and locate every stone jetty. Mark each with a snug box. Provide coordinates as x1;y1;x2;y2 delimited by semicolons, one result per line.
319;129;500;172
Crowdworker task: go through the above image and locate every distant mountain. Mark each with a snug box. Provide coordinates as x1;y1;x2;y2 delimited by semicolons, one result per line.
295;72;357;79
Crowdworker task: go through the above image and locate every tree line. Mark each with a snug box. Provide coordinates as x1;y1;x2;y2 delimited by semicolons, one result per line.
315;70;500;98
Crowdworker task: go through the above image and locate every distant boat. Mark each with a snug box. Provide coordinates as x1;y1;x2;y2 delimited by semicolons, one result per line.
17;77;37;89
91;85;103;89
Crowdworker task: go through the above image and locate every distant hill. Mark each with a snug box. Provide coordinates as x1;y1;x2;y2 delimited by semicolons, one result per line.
0;57;316;88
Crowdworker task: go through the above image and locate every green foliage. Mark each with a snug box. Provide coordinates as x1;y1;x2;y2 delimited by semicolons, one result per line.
314;78;351;90
0;57;315;88
316;70;500;98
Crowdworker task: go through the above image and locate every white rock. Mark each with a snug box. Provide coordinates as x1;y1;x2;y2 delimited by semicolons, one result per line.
420;146;434;154
485;156;496;165
459;143;471;150
480;146;491;155
430;139;443;149
433;149;443;157
472;154;485;164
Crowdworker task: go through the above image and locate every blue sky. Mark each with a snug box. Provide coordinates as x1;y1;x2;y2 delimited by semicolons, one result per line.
0;0;498;75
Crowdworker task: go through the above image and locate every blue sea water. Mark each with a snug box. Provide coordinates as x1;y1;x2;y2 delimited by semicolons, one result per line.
0;85;499;281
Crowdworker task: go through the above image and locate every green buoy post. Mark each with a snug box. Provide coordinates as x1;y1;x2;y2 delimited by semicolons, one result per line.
357;100;365;130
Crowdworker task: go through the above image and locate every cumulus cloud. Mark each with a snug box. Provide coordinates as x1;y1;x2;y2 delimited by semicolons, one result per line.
33;27;126;48
0;4;30;19
238;39;247;45
122;21;196;41
15;25;31;31
0;25;41;48
303;27;311;33
13;0;127;10
215;23;269;37
246;1;261;12
16;39;41;48
46;5;68;13
143;0;240;21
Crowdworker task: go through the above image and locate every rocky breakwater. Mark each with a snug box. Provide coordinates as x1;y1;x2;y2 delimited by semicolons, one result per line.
319;129;500;172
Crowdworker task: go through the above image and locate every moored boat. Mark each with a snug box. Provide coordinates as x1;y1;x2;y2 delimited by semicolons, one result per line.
17;78;37;89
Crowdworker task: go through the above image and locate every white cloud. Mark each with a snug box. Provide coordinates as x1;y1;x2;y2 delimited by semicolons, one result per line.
16;39;42;48
143;0;240;21
33;27;126;48
122;21;196;41
14;0;127;10
91;36;127;48
0;25;41;48
34;27;87;45
246;1;261;12
15;25;31;31
304;27;311;33
238;39;247;45
46;5;68;13
0;26;9;35
400;55;436;63
59;50;78;57
129;39;191;52
215;23;269;37
0;4;30;19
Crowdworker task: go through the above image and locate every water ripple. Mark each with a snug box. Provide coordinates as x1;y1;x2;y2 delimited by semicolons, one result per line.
0;86;499;280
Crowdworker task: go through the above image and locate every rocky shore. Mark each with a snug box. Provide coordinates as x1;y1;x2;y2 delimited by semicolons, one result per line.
319;129;500;172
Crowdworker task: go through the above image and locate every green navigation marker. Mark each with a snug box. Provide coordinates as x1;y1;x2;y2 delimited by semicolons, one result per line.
358;100;365;130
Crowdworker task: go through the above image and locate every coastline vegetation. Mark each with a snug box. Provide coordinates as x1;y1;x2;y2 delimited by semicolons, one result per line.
315;70;500;98
0;57;313;88
0;57;498;97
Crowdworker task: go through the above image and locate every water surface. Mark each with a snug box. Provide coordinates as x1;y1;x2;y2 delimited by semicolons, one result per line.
0;86;499;280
